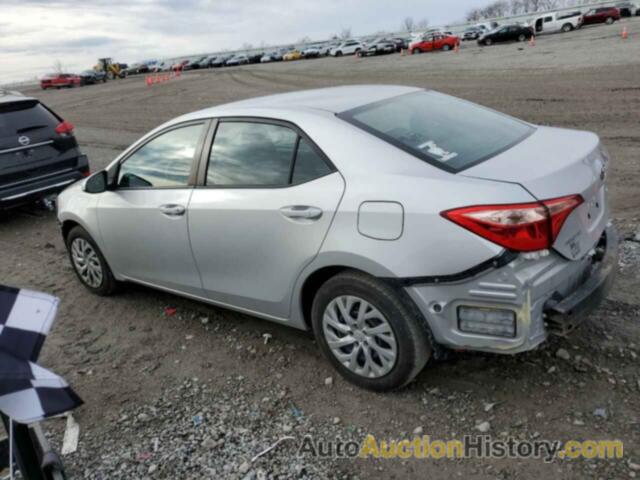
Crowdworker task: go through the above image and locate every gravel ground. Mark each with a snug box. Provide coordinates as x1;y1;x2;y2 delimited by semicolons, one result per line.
2;18;640;479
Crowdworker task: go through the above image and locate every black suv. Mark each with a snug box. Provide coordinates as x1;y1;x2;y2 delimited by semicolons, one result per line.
0;90;89;209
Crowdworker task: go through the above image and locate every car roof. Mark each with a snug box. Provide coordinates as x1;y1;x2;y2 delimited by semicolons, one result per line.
190;85;421;117
0;90;35;105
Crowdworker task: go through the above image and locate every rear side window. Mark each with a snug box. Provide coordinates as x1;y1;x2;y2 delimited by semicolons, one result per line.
0;101;59;137
206;121;333;187
292;138;332;184
338;91;534;173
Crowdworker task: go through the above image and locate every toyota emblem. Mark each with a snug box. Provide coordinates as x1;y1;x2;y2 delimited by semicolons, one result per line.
18;136;30;146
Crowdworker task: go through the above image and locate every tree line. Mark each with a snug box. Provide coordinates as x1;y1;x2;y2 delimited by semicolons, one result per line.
466;0;596;21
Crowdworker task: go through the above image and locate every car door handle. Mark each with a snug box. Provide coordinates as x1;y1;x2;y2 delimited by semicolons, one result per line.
159;204;186;216
280;205;323;220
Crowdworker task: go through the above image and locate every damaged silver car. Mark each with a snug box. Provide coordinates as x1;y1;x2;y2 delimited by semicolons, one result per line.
57;85;617;391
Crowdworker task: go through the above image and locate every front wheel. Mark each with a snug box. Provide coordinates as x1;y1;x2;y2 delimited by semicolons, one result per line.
518;33;526;42
605;16;614;24
311;271;432;391
335;51;343;57
561;23;573;32
66;226;118;296
484;38;493;46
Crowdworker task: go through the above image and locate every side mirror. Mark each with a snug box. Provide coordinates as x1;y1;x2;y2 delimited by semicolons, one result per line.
84;170;108;194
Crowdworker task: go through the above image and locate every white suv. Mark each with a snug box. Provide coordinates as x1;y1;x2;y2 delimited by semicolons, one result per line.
330;40;364;56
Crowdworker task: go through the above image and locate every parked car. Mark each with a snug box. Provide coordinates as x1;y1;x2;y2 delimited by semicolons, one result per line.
390;37;409;51
532;11;583;34
211;55;232;68
330;40;365;56
582;7;621;25
40;73;81;90
125;63;150;75
225;54;249;66
78;70;107;85
302;45;322;58
171;60;189;71
1;90;89;209
184;57;207;70
322;42;340;55
478;24;534;45
247;53;264;64
283;50;304;61
616;2;640;16
58;85;616;391
462;26;485;41
362;38;396;56
410;33;460;53
198;56;217;68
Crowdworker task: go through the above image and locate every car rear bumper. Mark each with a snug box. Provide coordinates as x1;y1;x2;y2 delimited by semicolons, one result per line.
0;155;88;209
404;224;618;354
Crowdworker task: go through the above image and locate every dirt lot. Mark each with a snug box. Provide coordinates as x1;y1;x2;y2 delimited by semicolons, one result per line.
2;18;640;479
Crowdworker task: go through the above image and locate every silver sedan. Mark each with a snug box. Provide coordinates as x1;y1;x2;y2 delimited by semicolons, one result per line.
57;85;617;391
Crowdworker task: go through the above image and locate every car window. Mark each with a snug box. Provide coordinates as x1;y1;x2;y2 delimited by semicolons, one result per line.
118;124;204;188
207;122;297;186
544;16;553;22
339;90;534;173
292;138;332;184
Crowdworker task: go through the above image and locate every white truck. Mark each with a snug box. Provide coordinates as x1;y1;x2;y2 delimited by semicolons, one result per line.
531;11;583;35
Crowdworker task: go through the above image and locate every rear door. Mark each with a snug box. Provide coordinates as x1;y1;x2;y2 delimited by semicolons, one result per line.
188;119;345;319
97;121;208;295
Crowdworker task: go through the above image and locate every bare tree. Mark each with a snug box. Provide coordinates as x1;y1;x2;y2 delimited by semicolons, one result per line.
339;27;352;39
416;18;430;29
297;36;311;44
52;60;64;74
466;8;483;21
402;16;415;32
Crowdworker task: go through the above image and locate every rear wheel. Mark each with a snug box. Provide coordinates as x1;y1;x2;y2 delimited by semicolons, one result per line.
485;38;493;46
605;16;614;24
335;51;343;57
561;23;573;32
311;271;432;391
518;33;526;42
66;226;118;296
442;44;451;51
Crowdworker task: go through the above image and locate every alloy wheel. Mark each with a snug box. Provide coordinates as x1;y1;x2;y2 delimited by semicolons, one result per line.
322;295;398;378
71;238;103;288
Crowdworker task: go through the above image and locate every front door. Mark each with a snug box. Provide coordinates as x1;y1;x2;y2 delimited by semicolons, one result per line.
97;122;208;295
188;119;345;319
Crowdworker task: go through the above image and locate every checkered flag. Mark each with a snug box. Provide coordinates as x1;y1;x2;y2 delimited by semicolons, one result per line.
0;286;82;424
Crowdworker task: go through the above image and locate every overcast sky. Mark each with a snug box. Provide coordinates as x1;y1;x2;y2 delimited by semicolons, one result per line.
1;0;486;84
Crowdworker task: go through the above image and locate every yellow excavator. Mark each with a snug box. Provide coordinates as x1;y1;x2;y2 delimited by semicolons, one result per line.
94;58;127;79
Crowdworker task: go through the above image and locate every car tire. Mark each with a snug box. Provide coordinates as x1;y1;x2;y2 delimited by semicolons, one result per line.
485;38;493;45
311;270;432;391
605;16;614;24
561;23;573;32
335;51;343;57
66;226;118;296
518;34;526;42
412;48;420;54
442;44;451;51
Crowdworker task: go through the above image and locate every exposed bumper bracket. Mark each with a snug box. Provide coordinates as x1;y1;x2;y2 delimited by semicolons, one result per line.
544;225;618;336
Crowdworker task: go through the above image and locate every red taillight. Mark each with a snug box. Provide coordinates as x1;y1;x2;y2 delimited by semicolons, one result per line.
55;120;74;135
81;168;91;177
441;195;583;252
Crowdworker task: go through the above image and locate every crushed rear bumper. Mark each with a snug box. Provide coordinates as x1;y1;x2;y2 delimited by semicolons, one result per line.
405;225;618;354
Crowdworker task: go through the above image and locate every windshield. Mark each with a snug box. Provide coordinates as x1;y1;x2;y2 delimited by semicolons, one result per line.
338;91;534;173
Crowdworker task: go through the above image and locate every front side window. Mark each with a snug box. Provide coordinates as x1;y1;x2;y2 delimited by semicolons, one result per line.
118;124;204;188
338;91;534;173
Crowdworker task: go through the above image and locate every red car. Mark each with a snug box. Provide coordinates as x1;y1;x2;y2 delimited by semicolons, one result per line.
40;73;81;90
582;7;621;25
410;33;460;54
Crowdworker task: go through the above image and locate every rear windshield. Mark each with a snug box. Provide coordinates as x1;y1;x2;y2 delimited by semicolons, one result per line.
0;101;59;137
338;91;534;173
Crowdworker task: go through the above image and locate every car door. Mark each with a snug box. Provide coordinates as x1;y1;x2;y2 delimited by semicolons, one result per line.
432;35;443;50
97;121;209;295
188;119;345;320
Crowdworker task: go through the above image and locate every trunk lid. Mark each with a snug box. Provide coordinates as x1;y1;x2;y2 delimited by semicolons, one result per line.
461;126;609;260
